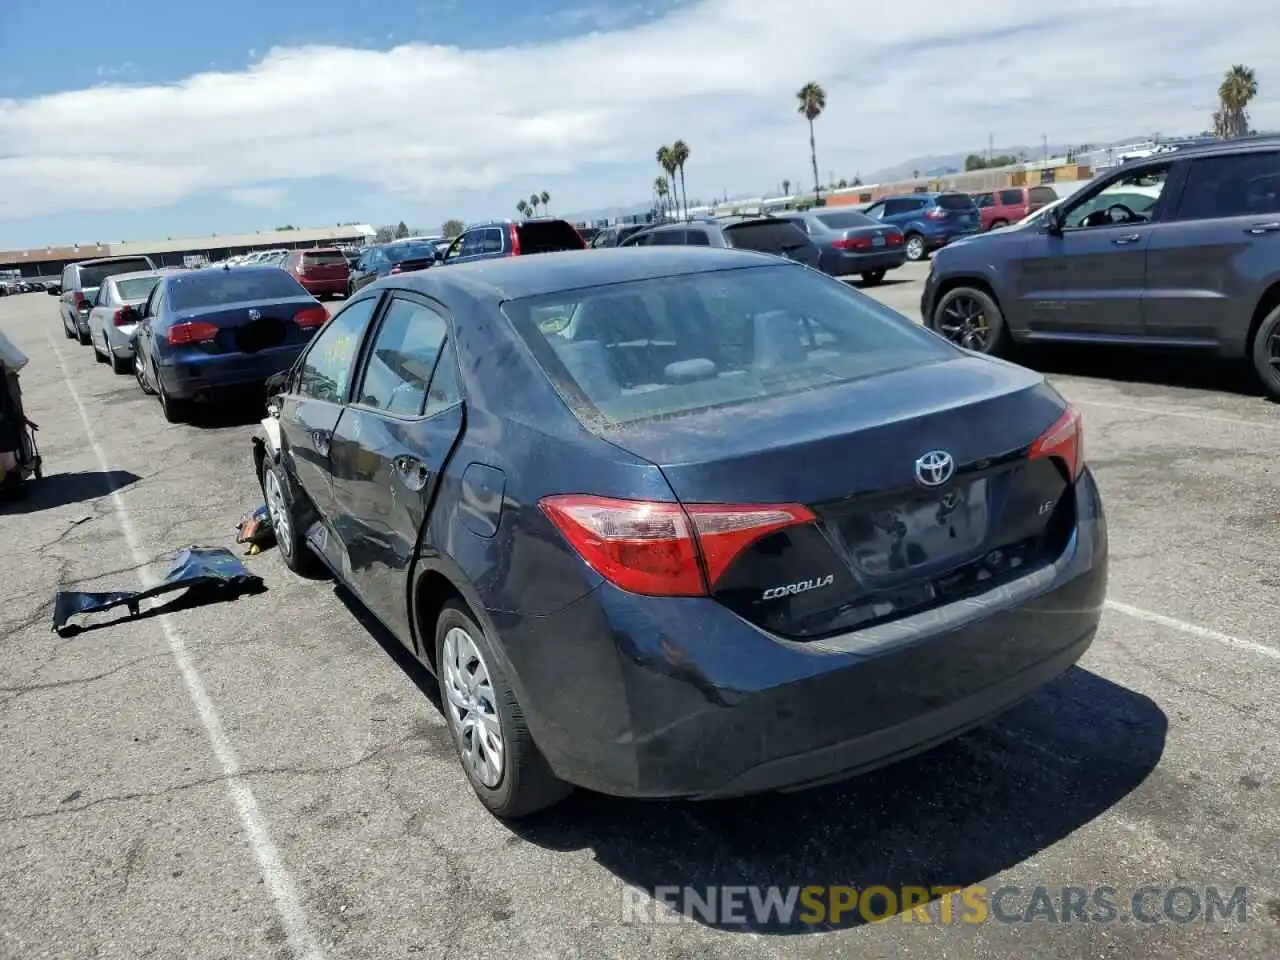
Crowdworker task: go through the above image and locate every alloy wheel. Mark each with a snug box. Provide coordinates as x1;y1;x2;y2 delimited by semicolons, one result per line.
263;468;292;558
442;626;505;788
906;236;925;261
938;294;993;352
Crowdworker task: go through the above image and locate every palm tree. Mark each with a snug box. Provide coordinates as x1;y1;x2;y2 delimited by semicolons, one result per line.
516;199;529;218
781;178;791;197
656;145;678;217
796;82;826;202
672;140;690;218
654;175;670;218
1214;64;1258;139
528;193;540;216
540;190;551;215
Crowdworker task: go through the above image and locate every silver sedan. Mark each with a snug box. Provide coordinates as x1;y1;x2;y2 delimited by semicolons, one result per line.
86;270;169;374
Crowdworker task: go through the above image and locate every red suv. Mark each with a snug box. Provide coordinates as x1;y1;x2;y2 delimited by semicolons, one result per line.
284;248;350;299
971;185;1059;231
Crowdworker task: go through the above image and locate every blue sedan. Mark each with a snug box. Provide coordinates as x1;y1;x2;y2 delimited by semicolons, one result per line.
254;247;1107;818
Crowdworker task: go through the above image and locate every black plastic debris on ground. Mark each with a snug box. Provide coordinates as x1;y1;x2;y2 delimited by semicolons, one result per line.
52;545;266;636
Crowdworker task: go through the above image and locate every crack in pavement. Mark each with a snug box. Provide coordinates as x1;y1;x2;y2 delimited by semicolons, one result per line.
0;650;172;706
0;732;424;824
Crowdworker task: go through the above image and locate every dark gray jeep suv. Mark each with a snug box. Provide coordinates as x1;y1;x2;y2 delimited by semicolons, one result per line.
921;136;1280;398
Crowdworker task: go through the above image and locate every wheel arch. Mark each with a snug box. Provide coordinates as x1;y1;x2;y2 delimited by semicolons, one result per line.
1246;281;1280;355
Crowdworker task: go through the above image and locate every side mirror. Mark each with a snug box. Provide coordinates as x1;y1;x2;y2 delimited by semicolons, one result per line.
434;248;446;261
1044;206;1065;235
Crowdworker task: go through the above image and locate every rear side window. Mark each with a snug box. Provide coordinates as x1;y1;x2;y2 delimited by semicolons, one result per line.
999;189;1025;205
354;297;448;415
723;221;810;253
815;211;878;229
648;230;685;246
503;264;954;426
1177;151;1280;220
1029;186;1058;206
167;270;308;310
685;230;712;246
116;276;162;300
882;198;922;215
78;258;155;289
516;219;586;253
935;193;977;210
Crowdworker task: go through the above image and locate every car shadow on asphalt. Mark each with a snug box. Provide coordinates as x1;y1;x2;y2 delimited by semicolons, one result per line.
1018;344;1269;399
184;395;270;429
507;667;1167;933
0;468;142;515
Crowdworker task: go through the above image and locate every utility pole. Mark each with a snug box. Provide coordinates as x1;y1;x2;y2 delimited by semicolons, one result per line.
1042;133;1048;163
988;132;993;164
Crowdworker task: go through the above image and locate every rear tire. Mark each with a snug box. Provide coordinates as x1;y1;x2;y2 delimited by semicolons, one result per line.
861;269;887;286
1249;303;1280;401
260;455;324;577
989;219;1009;231
904;233;927;262
76;326;90;346
110;352;130;375
931;286;1009;356
63;316;75;339
135;355;155;395
435;601;571;819
156;367;190;423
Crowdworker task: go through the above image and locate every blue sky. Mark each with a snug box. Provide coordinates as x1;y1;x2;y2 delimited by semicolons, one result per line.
0;0;1274;249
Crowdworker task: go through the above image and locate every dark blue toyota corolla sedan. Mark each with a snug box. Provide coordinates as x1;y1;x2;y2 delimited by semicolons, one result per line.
253;247;1108;818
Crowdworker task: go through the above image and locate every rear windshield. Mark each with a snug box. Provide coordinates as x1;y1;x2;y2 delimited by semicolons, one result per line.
386;242;437;262
116;276;162;301
516;220;586;254
78;258;154;289
502;264;954;426
814;211;878;229
301;250;348;265
723;220;810;252
168;270;308;311
935;193;977;210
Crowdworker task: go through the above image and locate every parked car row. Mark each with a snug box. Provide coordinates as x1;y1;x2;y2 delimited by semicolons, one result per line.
1;278;59;296
922;135;1280;399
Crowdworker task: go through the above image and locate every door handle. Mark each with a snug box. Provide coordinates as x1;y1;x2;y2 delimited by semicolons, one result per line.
311;430;331;456
1111;234;1142;245
393;455;430;492
1245;222;1280;234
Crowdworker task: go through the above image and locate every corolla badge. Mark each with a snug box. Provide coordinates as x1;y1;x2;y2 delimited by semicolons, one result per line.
762;574;834;601
915;449;955;487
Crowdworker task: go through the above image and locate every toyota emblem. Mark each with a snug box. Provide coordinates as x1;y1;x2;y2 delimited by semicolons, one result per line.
247;308;261;321
915;450;955;487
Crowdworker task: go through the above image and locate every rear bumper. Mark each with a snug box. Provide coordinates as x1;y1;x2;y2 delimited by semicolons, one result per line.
501;468;1109;799
822;249;908;276
926;229;981;250
298;278;347;295
159;344;307;399
104;323;137;357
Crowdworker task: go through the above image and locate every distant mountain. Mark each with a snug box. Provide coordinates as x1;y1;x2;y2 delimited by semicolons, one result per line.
863;143;1077;183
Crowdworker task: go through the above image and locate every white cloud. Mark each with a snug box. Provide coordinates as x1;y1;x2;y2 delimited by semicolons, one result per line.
226;185;284;206
1;0;1277;226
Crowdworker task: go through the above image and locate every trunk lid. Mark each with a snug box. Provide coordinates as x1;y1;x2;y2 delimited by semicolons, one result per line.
174;296;320;354
724;220;821;268
603;355;1076;639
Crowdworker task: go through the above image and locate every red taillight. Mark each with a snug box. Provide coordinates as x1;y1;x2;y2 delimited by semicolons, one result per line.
73;291;86;309
112;306;133;327
926;209;947;220
886;233;903;245
293;305;328;329
389;264;402;274
509;224;521;256
833;235;875;251
167;321;219;345
1029;405;1084;481
538;495;815;596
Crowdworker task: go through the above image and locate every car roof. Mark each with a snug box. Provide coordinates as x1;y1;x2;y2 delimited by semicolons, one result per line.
177;264;287;280
77;254;156;267
379;247;783;300
107;268;177;282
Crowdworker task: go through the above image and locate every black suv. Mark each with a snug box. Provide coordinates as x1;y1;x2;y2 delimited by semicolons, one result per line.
922;136;1280;398
589;223;650;248
436;218;585;265
620;216;821;269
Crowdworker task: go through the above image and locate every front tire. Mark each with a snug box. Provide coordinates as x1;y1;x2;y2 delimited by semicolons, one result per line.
260;456;324;577
1249;303;1280;401
904;233;927;262
435;601;571;819
931;286;1009;356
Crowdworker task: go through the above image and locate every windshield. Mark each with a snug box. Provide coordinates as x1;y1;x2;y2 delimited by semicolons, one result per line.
814;211;878;229
503;264;954;426
168;269;308;310
116;276;162;301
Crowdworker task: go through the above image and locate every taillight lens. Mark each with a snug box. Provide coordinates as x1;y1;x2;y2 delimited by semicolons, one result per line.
112;307;133;327
167;321;219;345
1029;405;1084;481
73;291;87;309
926;209;947;220
886;232;903;245
293;305;328;329
389;264;402;274
509;224;521;256
538;494;815;596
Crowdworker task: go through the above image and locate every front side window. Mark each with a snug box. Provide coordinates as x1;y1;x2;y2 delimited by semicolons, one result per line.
503;264;955;427
1064;164;1170;229
296;297;378;403
353;297;448;416
1177;151;1280;221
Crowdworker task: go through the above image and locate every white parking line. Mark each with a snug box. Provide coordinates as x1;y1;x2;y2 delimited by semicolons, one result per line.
1073;398;1280;432
46;333;325;960
1105;600;1280;661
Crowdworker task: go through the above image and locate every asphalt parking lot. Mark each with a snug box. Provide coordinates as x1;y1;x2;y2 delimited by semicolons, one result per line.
2;261;1277;960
